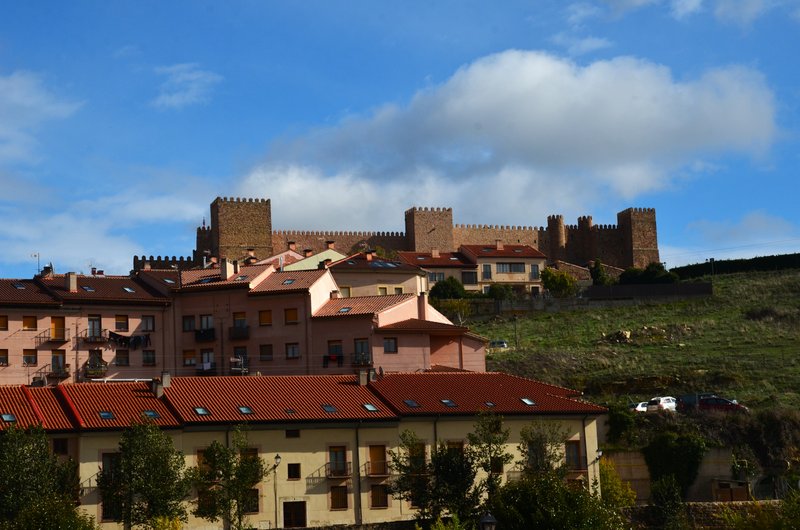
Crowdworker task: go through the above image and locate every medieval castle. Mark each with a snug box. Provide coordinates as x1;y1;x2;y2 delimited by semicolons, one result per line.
133;197;659;271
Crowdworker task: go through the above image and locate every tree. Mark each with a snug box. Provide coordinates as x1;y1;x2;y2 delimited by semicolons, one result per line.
486;283;513;302
619;262;678;285
188;427;267;530
97;419;189;529
0;425;92;528
590;259;613;286
429;276;467;299
518;421;570;475
467;412;513;504
642;432;706;499
540;267;578;298
435;299;472;326
598;458;636;510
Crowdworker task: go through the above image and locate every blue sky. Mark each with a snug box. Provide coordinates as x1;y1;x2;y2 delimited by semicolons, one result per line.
1;0;799;277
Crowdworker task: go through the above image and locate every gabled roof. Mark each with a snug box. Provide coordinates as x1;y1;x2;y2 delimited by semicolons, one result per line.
0;386;45;430
27;387;75;431
397;251;475;269
179;264;272;290
0;279;60;307
57;382;180;430
282;249;347;271
255;249;305;268
249;269;328;294
460;244;547;260
313;294;414;318
377;318;467;334
37;274;170;305
328;253;423;274
164;375;397;424
369;372;603;416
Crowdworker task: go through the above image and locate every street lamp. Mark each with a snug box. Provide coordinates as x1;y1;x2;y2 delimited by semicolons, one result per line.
272;454;281;528
479;512;498;530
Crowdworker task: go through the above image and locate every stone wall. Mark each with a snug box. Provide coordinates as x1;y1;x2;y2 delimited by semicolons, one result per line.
271;231;407;256
211;197;272;260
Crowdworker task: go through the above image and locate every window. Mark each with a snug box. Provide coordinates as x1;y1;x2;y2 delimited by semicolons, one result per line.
288;463;301;480
101;453;122;521
530;264;540;280
1;413;15;423
446;441;465;455
258;310;272;326
565;441;582;470
497;262;526;273
330;485;348;510
428;272;445;283
329;446;347;476
394;287;403;294
122;286;136;293
200;314;213;330
284;308;298;324
339;286;351;298
52;438;68;456
371;485;389;508
490;455;504;474
183;350;197;366
521;397;536;406
369;445;387;475
285;429;300;438
383;337;398;353
51;350;66;370
0;316;7;331
115;315;129;332
325;340;343;367
23;349;37;366
461;271;478;285
441;399;457;408
363;403;379;412
232;346;247;371
232;312;247;328
242;489;259;514
322;404;337;413
98;411;114;420
142;350;156;367
200;349;214;366
259;344;273;361
482;264;492;280
88;315;102;337
194;407;211;416
182;315;195;332
238;406;253;415
89;349;103;365
141;315;155;331
354;338;369;355
143;410;160;419
82;285;95;292
22;316;37;331
377;286;388;296
285;343;300;359
0;350;7;366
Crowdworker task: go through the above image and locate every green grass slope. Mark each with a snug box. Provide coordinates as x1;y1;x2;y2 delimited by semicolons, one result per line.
472;269;800;409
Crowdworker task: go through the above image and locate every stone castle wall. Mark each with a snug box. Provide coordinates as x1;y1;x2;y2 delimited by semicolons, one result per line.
211;197;272;260
271;230;408;256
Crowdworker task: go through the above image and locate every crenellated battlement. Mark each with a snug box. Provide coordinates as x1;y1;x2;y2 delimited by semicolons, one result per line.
547;214;564;223
405;206;452;214
215;196;269;204
273;229;405;238
133;255;194;270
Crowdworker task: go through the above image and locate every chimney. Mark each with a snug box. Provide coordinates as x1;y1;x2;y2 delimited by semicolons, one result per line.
326;240;335;250
246;248;255;257
233;260;240;274
66;272;78;293
417;292;428;320
318;259;332;270
330;290;340;299
358;370;369;386
91;267;97;276
366;251;373;262
431;249;440;258
41;265;54;278
143;262;151;271
161;371;171;388
221;258;234;279
288;241;297;252
495;239;504;250
304;249;313;258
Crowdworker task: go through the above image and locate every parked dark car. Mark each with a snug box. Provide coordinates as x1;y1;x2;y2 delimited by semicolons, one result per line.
676;392;717;412
697;396;748;413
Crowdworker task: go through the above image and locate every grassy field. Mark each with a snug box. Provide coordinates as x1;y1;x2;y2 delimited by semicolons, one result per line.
471;269;800;410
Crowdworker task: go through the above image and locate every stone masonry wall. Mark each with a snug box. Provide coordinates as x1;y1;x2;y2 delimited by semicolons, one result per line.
271;231;407;256
211;197;272;260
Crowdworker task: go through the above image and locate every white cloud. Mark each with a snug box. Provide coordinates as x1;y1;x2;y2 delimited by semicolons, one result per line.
151;63;223;110
238;50;776;230
552;32;613;55
566;3;605;26
0;71;81;165
713;0;773;25
670;0;704;18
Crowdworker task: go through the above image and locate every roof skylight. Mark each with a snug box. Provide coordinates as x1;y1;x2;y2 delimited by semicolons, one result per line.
12;282;25;289
284;408;296;415
1;413;16;422
484;401;496;407
235;275;248;281
99;411;115;420
363;403;379;412
143;410;159;419
521;398;537;406
441;399;457;408
338;307;352;313
198;278;213;284
282;279;296;285
163;278;176;285
404;399;421;408
322;404;337;413
122;287;136;293
193;407;211;416
81;286;95;292
238;406;254;415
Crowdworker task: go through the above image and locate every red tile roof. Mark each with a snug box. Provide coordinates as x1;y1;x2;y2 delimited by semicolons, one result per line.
37;275;170;305
313;294;415;317
0;279;60;307
27;387;74;431
0;386;45;430
180;264;273;290
378;318;467;334
57;382;180;430
163;375;397;424
397;252;475;268
329;253;423;274
369;372;604;416
460;244;547;260
249;269;327;294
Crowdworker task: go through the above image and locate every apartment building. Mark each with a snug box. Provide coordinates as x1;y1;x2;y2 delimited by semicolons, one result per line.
0;371;605;529
326;251;428;298
0;261;484;386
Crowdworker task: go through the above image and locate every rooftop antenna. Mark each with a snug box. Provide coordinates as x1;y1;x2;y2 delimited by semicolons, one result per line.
31;252;40;274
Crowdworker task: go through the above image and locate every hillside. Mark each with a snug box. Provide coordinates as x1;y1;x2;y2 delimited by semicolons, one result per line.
472;269;800;409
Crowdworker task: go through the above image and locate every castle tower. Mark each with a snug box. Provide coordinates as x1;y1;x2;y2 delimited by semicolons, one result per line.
210;197;273;261
547;215;566;262
577;215;596;263
405;207;454;252
617;208;659;269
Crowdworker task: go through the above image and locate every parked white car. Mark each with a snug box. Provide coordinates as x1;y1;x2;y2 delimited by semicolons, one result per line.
629;401;648;413
647;396;677;412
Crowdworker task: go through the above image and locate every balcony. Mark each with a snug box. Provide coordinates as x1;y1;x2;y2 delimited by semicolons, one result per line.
196;362;217;376
84;360;109;379
228;325;250;340
48;364;71;379
352;352;372;367
78;329;109;344
194;328;216;342
322;354;344;368
365;460;390;477
35;328;70;347
326;461;352;479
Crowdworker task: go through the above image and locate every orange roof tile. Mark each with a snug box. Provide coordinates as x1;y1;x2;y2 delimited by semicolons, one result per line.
163;375;397;424
460;244;547;260
58;382;180;430
313;294;414;317
329;253;423;273
0;386;44;430
378;318;467;334
27;387;75;431
249;269;327;294
37;275;169;305
397;251;475;268
0;279;60;307
180;264;273;290
369;372;603;416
